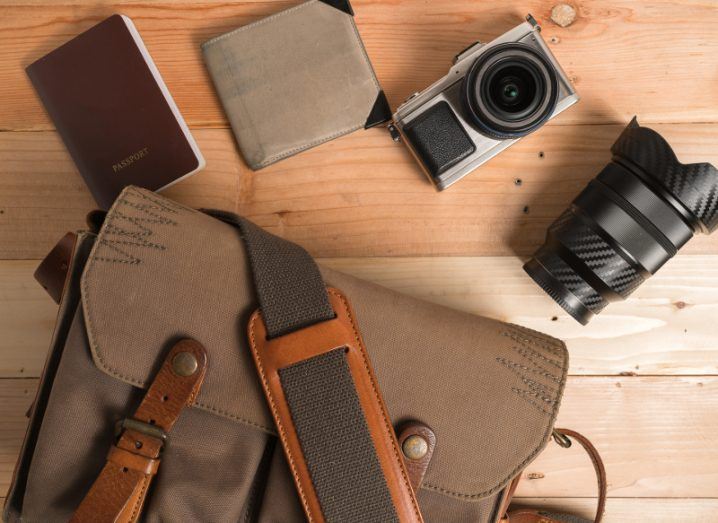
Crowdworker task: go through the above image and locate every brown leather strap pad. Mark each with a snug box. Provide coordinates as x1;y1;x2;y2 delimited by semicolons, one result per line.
248;288;423;523
71;339;208;523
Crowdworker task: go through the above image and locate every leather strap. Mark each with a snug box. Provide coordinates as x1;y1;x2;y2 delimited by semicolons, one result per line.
552;428;606;523
71;339;208;523
501;428;607;523
34;232;77;304
206;210;422;523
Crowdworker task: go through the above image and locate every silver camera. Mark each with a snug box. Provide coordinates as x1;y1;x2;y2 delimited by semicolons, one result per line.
391;15;579;190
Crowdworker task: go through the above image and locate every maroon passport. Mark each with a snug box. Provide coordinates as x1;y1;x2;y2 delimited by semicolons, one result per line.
26;14;205;209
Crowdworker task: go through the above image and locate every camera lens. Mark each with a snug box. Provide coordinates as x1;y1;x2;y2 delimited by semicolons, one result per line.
524;118;718;324
489;65;540;116
463;43;559;139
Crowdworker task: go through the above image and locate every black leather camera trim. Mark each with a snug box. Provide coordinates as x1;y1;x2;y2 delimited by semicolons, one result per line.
403;101;476;178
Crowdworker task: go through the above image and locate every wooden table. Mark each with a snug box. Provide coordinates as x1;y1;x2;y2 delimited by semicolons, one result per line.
1;1;716;520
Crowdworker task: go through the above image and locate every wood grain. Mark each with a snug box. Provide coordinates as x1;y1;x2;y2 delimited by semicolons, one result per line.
0;379;34;498
2;123;717;259
1;496;714;522
4;255;717;378
516;376;718;499
511;498;718;522
1;0;716;517
1;377;716;500
0;262;56;378
322;255;718;376
1;1;717;130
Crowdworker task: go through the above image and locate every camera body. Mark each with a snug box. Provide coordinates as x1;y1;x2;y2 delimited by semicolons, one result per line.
391;15;579;190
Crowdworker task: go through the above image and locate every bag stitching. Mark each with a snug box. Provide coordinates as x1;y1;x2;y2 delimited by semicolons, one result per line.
422;332;569;499
82;187;569;501
83;187;278;435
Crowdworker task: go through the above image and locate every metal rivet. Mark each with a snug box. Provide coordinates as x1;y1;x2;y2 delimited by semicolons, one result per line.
402;434;428;460
172;352;198;377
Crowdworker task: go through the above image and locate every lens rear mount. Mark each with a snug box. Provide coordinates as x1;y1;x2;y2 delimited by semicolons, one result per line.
463;43;559;140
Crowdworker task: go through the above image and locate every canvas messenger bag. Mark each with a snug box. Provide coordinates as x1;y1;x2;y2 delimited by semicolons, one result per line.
4;186;605;523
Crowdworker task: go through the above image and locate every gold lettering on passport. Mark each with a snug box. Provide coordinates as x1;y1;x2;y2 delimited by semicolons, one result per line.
112;147;149;172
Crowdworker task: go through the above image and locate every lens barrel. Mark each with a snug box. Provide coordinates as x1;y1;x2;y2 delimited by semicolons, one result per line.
524;118;718;324
463;43;559;140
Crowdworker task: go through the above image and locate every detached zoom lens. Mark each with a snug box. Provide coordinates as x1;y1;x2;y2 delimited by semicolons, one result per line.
525;118;718;324
463;43;559;139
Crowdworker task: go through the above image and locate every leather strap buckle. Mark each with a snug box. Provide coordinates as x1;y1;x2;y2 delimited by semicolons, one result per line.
115;418;168;447
72;340;208;523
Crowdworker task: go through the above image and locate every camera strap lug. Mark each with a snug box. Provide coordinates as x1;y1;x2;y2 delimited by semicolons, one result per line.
453;40;482;64
526;13;541;30
388;123;401;142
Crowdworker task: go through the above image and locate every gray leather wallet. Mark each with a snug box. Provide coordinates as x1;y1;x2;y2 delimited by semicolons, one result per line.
202;0;391;170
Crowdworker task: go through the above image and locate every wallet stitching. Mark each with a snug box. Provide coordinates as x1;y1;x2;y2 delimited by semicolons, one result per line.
203;0;380;168
254;15;381;167
348;14;381;92
202;0;318;48
253;124;363;169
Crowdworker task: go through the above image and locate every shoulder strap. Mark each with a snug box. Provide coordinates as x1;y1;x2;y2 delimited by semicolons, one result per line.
501;428;607;523
206;210;423;523
206;210;335;337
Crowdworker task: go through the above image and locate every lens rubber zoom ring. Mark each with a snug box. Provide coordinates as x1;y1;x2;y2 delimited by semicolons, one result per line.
532;246;608;315
550;210;645;298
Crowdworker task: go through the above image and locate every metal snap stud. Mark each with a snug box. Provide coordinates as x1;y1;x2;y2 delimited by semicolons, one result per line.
402;434;429;460
172;352;198;377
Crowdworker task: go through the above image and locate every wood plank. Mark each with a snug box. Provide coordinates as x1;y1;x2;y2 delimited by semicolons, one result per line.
0;494;714;523
511;498;718;522
0;379;34;497
1;377;716;499
1;1;717;130
2;123;717;259
0;128;239;259
514;377;718;499
3;255;718;378
0;262;56;378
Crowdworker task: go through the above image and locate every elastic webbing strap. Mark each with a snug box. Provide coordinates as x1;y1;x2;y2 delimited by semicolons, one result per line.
206;210;411;522
204;210;334;338
280;349;399;522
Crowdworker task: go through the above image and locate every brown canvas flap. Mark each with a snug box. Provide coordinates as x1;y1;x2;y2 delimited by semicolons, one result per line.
81;186;568;502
